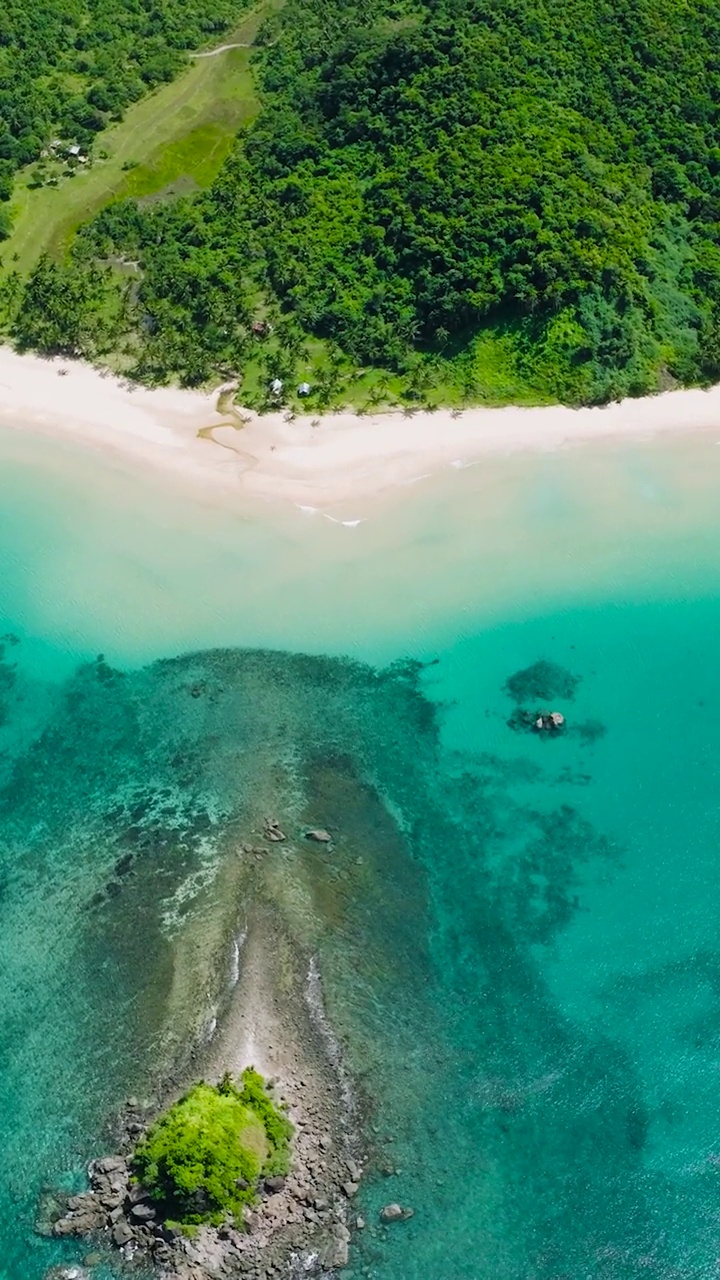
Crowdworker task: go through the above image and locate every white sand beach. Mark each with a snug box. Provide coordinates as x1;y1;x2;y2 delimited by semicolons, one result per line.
1;346;720;509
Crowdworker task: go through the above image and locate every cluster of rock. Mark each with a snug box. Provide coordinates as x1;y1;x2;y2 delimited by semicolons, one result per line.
38;1147;181;1258
507;706;567;735
533;711;565;733
39;1097;366;1280
258;820;333;847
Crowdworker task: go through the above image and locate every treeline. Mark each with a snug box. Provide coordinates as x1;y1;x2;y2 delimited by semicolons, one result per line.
7;0;720;403
0;0;248;220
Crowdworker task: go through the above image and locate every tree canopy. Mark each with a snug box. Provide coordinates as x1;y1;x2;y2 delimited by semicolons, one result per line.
7;0;720;404
132;1070;293;1227
0;0;247;181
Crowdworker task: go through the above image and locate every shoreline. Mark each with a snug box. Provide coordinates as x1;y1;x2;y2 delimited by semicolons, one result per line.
2;346;720;511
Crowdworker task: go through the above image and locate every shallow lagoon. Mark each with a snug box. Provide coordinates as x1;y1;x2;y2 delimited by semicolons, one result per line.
4;424;720;1278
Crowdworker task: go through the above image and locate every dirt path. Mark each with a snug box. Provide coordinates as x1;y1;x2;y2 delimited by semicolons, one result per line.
190;41;252;57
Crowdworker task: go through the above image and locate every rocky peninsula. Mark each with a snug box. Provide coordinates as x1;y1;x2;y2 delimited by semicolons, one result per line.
38;909;366;1280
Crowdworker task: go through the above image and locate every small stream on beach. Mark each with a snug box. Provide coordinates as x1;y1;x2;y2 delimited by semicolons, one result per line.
4;423;720;1278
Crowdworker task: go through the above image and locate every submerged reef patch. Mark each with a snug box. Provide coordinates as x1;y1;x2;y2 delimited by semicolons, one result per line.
504;659;580;704
0;638;652;1280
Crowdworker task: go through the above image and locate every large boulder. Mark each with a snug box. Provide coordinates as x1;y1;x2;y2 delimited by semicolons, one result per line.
112;1220;135;1247
92;1155;127;1176
320;1236;349;1268
51;1193;106;1237
129;1201;156;1224
380;1203;414;1223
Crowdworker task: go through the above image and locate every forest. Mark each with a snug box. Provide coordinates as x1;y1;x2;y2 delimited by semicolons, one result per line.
0;0;246;215
3;0;720;405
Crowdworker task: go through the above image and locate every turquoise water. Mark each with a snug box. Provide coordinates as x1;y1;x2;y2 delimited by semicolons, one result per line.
4;424;720;1277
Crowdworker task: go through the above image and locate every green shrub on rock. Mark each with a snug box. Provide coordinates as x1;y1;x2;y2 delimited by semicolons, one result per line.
131;1069;293;1226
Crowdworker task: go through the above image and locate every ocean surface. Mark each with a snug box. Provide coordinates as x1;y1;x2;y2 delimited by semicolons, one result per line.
4;422;720;1279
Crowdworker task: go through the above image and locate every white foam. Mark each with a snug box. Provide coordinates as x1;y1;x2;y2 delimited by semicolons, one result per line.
229;927;247;988
323;514;366;527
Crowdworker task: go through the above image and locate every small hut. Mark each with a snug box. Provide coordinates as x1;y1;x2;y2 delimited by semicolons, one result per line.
298;382;311;397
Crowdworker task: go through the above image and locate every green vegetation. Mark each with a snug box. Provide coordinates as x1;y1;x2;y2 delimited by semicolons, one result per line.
132;1069;293;1227
0;0;252;195
3;0;720;405
0;24;263;275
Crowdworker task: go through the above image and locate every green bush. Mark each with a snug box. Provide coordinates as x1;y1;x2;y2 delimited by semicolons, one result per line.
131;1070;293;1226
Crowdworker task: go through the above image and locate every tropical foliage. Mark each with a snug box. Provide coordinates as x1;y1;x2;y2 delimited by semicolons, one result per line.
131;1070;293;1227
0;0;248;189
6;0;720;404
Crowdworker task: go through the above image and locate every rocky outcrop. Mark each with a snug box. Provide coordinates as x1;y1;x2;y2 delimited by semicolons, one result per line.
380;1203;414;1223
43;1091;365;1280
46;1153;131;1239
507;707;567;735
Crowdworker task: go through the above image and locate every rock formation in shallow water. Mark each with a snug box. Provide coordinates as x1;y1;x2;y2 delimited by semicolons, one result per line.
44;1065;362;1279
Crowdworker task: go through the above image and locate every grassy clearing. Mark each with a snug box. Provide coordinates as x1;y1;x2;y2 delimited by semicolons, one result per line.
235;323;556;417
0;5;270;277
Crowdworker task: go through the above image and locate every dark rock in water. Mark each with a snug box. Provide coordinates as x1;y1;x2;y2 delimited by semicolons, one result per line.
507;708;566;736
264;817;286;842
504;660;579;704
93;1155;128;1176
52;1202;106;1237
49;1184;111;1238
35;1187;66;1237
305;828;332;843
380;1203;414;1223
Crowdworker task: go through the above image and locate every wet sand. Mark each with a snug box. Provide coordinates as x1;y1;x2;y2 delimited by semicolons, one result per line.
2;346;720;510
